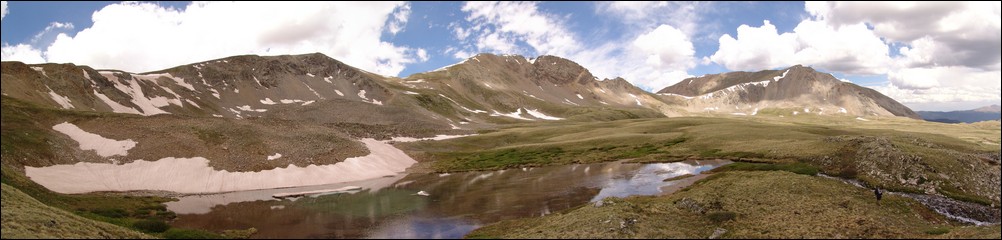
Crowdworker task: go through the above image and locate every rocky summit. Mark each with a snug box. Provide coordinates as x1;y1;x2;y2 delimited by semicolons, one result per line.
657;65;920;119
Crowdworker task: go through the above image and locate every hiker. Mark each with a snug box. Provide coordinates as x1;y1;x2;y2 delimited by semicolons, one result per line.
874;187;883;205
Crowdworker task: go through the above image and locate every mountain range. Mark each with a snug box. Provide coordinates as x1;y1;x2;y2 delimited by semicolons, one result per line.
656;65;920;119
2;53;920;126
919;105;1001;123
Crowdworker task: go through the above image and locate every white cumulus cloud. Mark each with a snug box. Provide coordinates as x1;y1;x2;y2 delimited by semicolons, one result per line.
626;25;696;89
634;25;695;71
36;2;423;76
596;1;704;38
448;22;473;41
416;48;429;62
709;20;797;72
475;31;518;54
791;20;891;74
710;20;890;75
1;1;8;21
461;1;579;57
874;66;1000;104
809;1;1000;69
1;43;46;64
807;1;1000;109
386;3;411;35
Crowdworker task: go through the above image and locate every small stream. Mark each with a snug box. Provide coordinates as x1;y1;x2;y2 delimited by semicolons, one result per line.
818;174;1001;226
167;160;731;239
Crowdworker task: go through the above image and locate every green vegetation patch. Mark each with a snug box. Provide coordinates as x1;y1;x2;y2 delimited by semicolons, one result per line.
710;162;820;176
706;211;737;223
1;183;152;239
163;228;225;239
220;228;258;239
939;185;996;207
432;147;567;171
133;219;171;233
663;174;695;182
1;97;58;167
413;94;461;119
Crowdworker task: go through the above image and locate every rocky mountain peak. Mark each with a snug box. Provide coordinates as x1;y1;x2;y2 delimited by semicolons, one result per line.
656;65;920;119
605;77;629;83
530;55;596;85
599;77;634;88
152;53;349;74
141;53;378;89
791;65;838;81
435;53;599;86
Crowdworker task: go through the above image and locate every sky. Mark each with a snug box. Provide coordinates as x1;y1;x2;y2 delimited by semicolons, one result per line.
1;1;999;111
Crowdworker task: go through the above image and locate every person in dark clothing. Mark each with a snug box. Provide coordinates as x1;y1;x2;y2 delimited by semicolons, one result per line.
874;187;883;205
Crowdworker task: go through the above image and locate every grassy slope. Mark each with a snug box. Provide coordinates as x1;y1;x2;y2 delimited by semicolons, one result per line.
1;95;369;173
402;115;1000;205
468;171;1000;239
1;183;151;239
2;97;173;223
1;97;232;239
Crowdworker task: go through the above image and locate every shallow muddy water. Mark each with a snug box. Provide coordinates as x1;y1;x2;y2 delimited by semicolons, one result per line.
167;160;731;239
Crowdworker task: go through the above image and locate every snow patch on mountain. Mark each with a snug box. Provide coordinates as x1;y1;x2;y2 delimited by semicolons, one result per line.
491;109;533;121
774;70;790;82
433;59;469;72
31;67;48;77
660;93;694;100
25;139;419;194
525;109;563;120
630;94;643;106
237;105;267;112
93;90;142;115
47;88;74;109
52;122;137;158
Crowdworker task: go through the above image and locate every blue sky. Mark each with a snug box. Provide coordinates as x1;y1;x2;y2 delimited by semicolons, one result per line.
2;1;999;111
